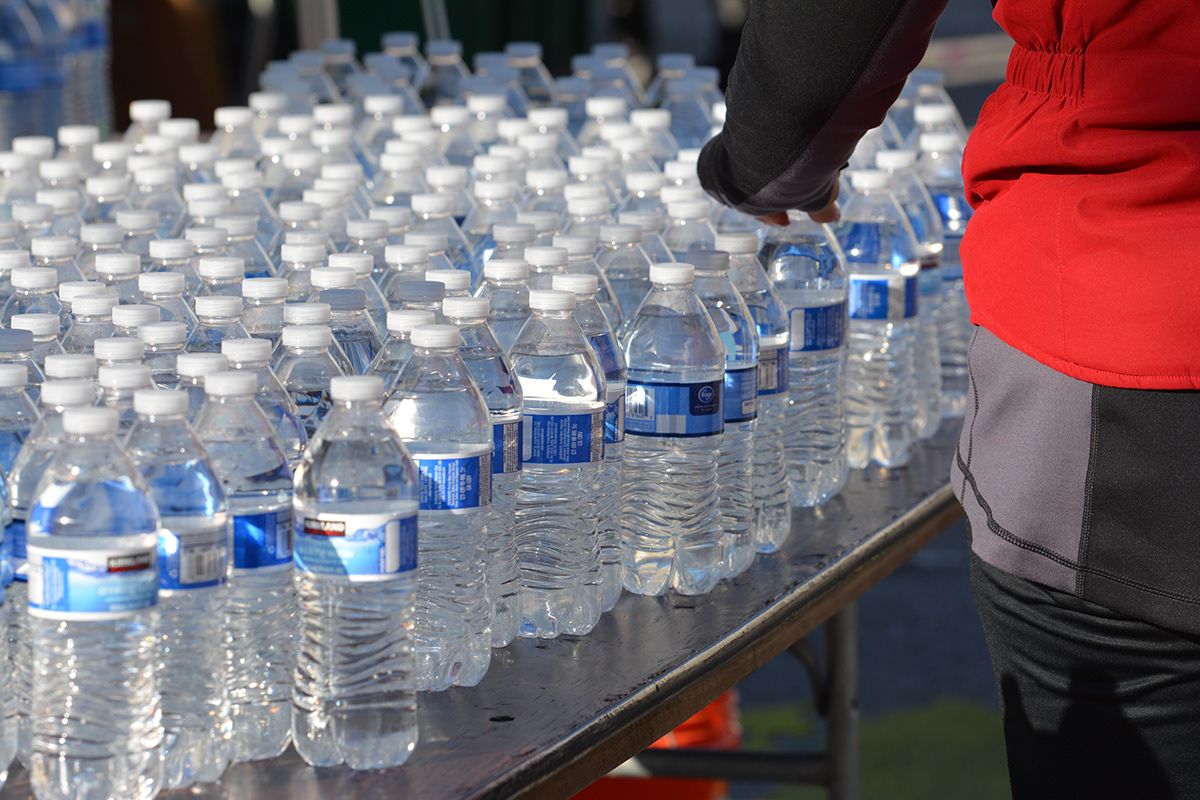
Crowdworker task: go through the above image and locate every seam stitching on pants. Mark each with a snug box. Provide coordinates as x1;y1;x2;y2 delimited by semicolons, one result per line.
1076;384;1102;597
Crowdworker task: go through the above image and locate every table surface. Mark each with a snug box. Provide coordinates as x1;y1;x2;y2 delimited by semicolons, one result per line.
1;422;964;800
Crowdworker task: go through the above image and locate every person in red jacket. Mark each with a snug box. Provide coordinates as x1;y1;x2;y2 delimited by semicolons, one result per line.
700;0;1200;796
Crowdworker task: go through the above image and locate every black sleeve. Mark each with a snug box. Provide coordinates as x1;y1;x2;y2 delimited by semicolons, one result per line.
698;0;950;216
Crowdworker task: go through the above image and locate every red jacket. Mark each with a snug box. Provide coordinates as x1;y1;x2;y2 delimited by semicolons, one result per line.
963;0;1200;390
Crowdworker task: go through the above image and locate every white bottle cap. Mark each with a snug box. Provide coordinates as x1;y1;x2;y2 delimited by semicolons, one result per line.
567;197;609;217
310;267;357;290
625;171;666;193
282;324;333;349
424;165;469;188
112;304;161;329
630;108;671;131
139;134;177;155
129;99;172;122
919;132;960;153
0;152;29;172
311;103;354;127
302;189;344;210
431;106;471;127
139;272;186;294
30;236;77;258
599;121;637;142
248;91;287;112
0;363;27;388
64;406;119;435
194;296;243;318
149;239;195;259
221;337;272;363
72;295;120;316
203;370;257;397
98;363;152;389
278;201;323;222
848;170;890;191
220;171;263;193
40;377;97;406
137;321;187;345
551;273;599;295
527;107;568;129
525;169;568;191
179;143;218;165
80;225;126;248
0;251;30;271
344;219;388;240
663;160;699;183
678;148;703;164
582;145;620;166
425;269;472;293
913;103;954;124
567;156;607;176
85;176;128;198
523;246;569;268
498;119;537;141
363;95;403;115
45;354;98;379
213;215;256;237
483;259;529;280
473;180;517;201
57;125;100;147
280;243;328;264
650;263;695;284
667;200;710;220
369;206;413;229
410;324;461;349
11;204;53;224
492;223;537;244
92;141;131;163
330;375;384;401
11;135;55;159
875;149;917;170
58;281;107;303
10;313;59;337
184;224;228;248
404;232;447;252
585;96;626;118
311;128;352;149
187;198;231;218
563;185;605;203
714;233;760;255
198;257;245;280
516;133;557;154
35;189;79;212
214;106;254;127
410;193;454;215
259;137;295;158
392;115;433;135
241;277;288;299
378;152;420;174
387;309;435;333
473;154;512;174
528;289;576;311
278;115;316;136
181;184;223;204
384;245;430;266
283;303;332;325
134;388;188;416
11;268;58;290
94;338;145;363
599;224;642;245
327;252;374;276
158;118;201;142
175;352;228;378
466;93;507;114
117;209;158;231
552;234;598;257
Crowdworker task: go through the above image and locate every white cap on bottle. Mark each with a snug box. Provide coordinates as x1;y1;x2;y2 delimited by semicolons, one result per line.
410;323;461;349
134;388;189;415
278;201;322;222
187;198;231;218
57;125;100;147
312;103;354;127
11;135;54;159
139;272;186;294
158;118;201;142
552;234;598;257
72;295;120;316
149;239;195;259
492;223;537;244
473;180;517;201
176;352;228;378
58;281;107;303
94;253;141;276
430;106;471;127
384;245;430;266
283;303;331;325
483;259;529;280
45;354;98;379
98;363;152;389
625;171;666;193
221;337;272;363
94;338;145;363
498;118;537;141
194;296;243;318
79;224;125;246
10;313;59;337
410;193;454;215
179;143;218;165
875;149;917;170
0;363;27;389
369;206;413;229
280;243;327;264
527;107;568;129
585;96;626;118
241;277;288;299
425;269;471;292
525;169;568;191
214;215;256;237
424;165;468;187
248;91;287;112
214;106;254;127
650;263;695;284
344;219;388;240
918;132;960;153
523;246;569;268
112;304;161;329
516;133;557;155
278;115;316;136
387;309;435;333
134;166;175;187
11;267;58;290
35;188;80;212
599;224;642;245
663;161;698;183
30;236;77;258
282;325;333;349
551;273;599;295
667;200;710;220
203;370;257;397
327;252;373;276
138;321;187;345
0;251;30;272
528;289;576;311
567;197;609;217
64;406;119;435
302;189;344;210
678;148;703;164
847;170;890;191
713;233;760;255
11;204;52;224
330;375;384;401
117;208;158;231
913;104;954;125
630;108;671;131
220;171;263;192
129;99;172;122
184;226;229;248
378;152;421;174
363;95;403;115
310;267;357;290
92;141;131;163
40;377;97;406
85;176;127;198
391;115;433;135
466;93;507;114
198;257;245;280
404;232;447;253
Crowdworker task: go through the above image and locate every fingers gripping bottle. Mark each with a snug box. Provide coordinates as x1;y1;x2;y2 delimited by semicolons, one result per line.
510;290;606;637
620;263;726;596
26;406;164;800
384;325;492;690
292;376;420;769
194;371;295;761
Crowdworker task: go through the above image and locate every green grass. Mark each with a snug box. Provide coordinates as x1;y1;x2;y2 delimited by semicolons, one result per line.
739;700;1011;800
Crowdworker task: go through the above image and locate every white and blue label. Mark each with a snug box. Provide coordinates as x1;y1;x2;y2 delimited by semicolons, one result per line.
605;388;625;446
414;451;492;511
9;513;26;583
492;419;523;475
27;542;159;621
848;275;918;321
159;514;229;591
790;303;846;352
524;410;605;465
758;345;789;396
233;508;293;573
293;505;419;581
724;366;759;423
625;380;723;438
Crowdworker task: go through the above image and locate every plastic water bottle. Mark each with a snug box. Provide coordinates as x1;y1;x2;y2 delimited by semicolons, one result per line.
187;295;250;353
175;352;227;422
61;293;118;354
473;259;530;351
221;338;307;468
717;233;791;552
384;324;492;690
273;325;346;439
1;268;61;328
766;212;849;506
595;223;653;322
0;328;45;397
139;320;187;388
442;297;521;648
690;250;758;578
0;363;37;474
124;389;231;789
140;271;199;332
551;273;626;612
240;277;289;347
620;263;725;596
369;309;434;393
836;170;921;469
507;290;605;636
10;313;63;372
916;131;973;419
664;200;716;260
26;406;164;800
194;370;294;761
291;375;420;769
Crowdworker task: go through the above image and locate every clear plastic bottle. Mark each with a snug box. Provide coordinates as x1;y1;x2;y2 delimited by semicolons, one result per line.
442;296;521;648
175;352;227;422
620;263;725;596
193;370;294;762
56;279;107;336
187;295;250;353
240;277;289;347
139;320;187;389
409;193;473;274
329;252;391;335
402;231;456;271
211;106;258;159
77;222;126;278
385;324;492;689
148;237;201;298
273;325;346;439
131;166;186;239
139;271;200;333
26;406;164;800
664;199;716;260
94;338;145;369
10;313;63;372
835;170;921;469
291;375;419;769
0;363;37;474
196;255;246;299
369;309;434;394
595;223;653;321
60;292;118;354
94;251;143;303
0;328;46;393
221;338;307;469
718;233;791;551
216;213;274;278
341;218;390;283
124;389;231;789
320;289;382;375
391;279;447;323
691;250;758;579
520;168;568;217
473;259;530;351
116;208;159;268
29;235;84;284
552;273;626;612
97;363;154;432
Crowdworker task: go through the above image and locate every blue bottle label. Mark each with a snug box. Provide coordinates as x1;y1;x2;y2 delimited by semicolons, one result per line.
293;504;419;580
27;542;159;621
724;366;759;423
758;345;789;396
232;508;293;573
624;380;724;438
414;450;492;511
918;266;942;298
492;419;523;475
159;514;229;591
605;388;625;446
790;302;847;352
848;275;918;320
9;513;26;583
940;261;964;282
523;410;605;465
